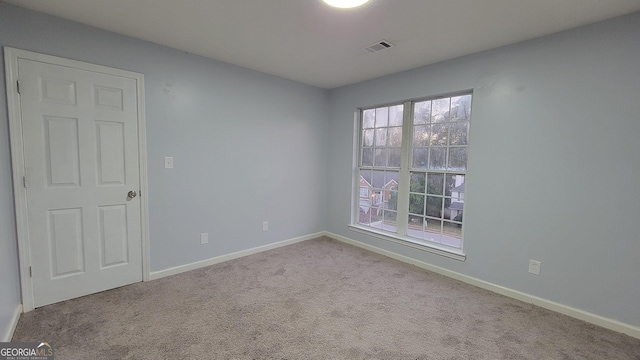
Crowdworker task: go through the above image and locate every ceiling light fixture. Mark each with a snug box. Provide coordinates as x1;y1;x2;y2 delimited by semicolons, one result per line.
323;0;370;9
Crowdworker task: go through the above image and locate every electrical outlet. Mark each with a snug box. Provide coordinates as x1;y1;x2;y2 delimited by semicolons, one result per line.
528;260;541;275
200;233;208;245
262;221;268;231
165;156;174;169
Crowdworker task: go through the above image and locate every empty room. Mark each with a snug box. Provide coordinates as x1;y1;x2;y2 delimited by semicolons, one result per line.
1;0;639;358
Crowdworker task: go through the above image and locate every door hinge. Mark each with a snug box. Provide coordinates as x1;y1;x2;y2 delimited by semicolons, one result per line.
16;80;21;94
23;175;27;188
29;266;32;277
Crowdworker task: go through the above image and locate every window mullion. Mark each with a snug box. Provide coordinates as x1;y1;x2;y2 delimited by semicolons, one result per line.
352;111;362;224
396;101;413;237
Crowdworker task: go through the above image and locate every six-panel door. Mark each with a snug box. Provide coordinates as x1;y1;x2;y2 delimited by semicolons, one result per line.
19;58;142;307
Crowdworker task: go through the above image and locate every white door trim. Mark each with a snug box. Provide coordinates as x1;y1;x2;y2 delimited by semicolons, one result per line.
3;47;150;312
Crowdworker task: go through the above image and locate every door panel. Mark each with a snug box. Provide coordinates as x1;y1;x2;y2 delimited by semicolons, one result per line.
41;77;76;105
98;204;129;268
19;58;142;307
95;120;126;185
48;208;84;277
43;116;81;186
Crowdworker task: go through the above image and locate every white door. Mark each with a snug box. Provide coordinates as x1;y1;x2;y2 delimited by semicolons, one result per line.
16;56;143;307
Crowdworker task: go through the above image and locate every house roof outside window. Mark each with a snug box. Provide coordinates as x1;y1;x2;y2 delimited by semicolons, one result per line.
360;170;399;189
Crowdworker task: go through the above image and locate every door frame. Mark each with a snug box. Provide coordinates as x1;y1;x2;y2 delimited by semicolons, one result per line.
4;47;150;312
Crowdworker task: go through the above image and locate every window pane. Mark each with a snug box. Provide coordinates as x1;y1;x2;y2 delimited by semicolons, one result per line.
445;174;465;196
383;210;397;232
409;172;425;192
413;125;429;147
408;224;426;241
432;98;450;123
424;218;442;243
429;123;448;145
359;204;372;224
375;107;388;127
409;193;425;215
388;148;401;168
362;129;374;147
408;215;423;230
449;122;468;145
448;147;467;171
385;171;399;192
361;148;373;166
428;147;446;170
389;105;403;126
388;127;403;147
370;205;382;226
358;170;372;225
447;201;464;222
357;169;399;230
374;128;387;147
363;109;375;129
359;170;372;189
412;148;428;169
426;173;444;195
451;95;472;121
413;101;431;125
426;196;443;217
374;148;388;167
442;221;462;247
368;170;385;187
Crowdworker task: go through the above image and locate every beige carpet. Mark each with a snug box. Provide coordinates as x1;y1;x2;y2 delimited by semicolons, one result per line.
12;236;640;359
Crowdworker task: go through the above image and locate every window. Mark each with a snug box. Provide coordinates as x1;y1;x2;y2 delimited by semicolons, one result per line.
354;93;472;255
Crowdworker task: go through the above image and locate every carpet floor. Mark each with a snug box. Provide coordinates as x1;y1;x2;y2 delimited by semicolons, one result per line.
12;236;640;359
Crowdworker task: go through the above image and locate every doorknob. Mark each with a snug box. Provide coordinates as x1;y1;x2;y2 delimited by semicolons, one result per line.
127;190;137;199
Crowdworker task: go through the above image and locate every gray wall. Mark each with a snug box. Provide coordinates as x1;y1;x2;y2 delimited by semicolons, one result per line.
0;39;21;339
0;2;328;336
327;12;640;327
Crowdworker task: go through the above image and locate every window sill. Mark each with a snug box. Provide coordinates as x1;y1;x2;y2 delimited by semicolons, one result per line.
347;224;466;262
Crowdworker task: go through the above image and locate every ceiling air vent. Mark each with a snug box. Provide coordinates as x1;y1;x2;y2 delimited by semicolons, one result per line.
365;40;394;53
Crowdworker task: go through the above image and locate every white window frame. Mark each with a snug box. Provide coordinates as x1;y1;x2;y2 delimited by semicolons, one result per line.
349;92;472;261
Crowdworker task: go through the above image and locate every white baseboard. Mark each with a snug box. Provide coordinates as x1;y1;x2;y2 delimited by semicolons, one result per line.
149;232;325;281
2;304;22;342
324;231;640;340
